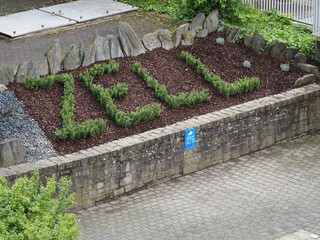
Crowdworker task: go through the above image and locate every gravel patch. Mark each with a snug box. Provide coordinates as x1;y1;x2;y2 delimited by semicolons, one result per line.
0;90;57;163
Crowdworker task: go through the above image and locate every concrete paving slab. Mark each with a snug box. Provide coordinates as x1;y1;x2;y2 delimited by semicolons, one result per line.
40;0;138;23
0;9;76;37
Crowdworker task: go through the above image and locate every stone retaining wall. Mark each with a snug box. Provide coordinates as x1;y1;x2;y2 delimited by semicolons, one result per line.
1;84;320;209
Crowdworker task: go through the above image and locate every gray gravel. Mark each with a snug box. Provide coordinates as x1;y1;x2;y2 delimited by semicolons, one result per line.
0;90;57;163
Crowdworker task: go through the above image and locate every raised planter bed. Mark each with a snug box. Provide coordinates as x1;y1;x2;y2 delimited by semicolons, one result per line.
9;31;308;154
2;12;320;209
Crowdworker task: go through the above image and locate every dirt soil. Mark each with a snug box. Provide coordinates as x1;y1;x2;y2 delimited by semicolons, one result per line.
9;31;314;154
0;0;69;16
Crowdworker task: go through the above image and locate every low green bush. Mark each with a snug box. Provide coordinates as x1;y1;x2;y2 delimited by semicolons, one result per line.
280;63;290;72
180;51;259;97
25;74;106;140
226;6;318;59
243;60;251;68
216;37;225;45
0;170;79;239
131;62;211;109
79;60;162;127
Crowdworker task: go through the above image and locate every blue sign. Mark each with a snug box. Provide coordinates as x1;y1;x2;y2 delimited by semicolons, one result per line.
184;128;197;151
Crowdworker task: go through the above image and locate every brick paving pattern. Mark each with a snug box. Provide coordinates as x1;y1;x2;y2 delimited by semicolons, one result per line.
77;132;320;240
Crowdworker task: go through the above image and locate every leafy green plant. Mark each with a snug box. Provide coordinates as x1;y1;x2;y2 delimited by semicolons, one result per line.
180;51;259;97
216;37;225;45
79;60;162;127
226;5;319;59
0;170;79;239
131;62;211;109
25;74;106;140
280;63;290;72
173;0;245;22
243;60;251;68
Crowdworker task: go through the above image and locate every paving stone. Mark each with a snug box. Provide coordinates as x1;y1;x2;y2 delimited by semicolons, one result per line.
77;132;320;240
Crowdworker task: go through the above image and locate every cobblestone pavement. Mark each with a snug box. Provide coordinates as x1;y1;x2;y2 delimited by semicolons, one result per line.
0;11;183;67
77;132;320;240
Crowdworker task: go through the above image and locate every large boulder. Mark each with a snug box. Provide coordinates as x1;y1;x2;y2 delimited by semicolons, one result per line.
294;74;316;87
251;30;266;51
157;29;174;50
15;61;29;83
172;23;189;47
181;31;194;46
94;33;110;62
297;63;320;79
315;40;320;62
0;66;14;85
63;44;82;71
107;35;124;59
196;29;208;38
28;58;49;78
190;13;206;37
293;52;308;66
226;28;242;43
15;59;48;83
243;34;253;47
265;40;287;56
0;138;25;167
118;21;146;57
204;9;219;33
285;47;299;60
142;32;161;51
45;39;62;74
82;41;97;67
0;84;7;92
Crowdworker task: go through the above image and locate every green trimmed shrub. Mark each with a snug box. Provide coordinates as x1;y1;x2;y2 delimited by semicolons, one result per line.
79;60;162;127
280;63;290;72
180;51;259;97
243;60;251;68
25;74;106;140
131;62;211;109
0;170;79;239
216;37;225;45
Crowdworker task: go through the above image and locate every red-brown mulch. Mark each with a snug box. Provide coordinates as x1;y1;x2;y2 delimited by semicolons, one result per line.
8;31;313;154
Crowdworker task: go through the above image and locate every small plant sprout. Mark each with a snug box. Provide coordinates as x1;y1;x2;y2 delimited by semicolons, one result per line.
280;63;290;72
216;37;225;45
243;60;251;68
